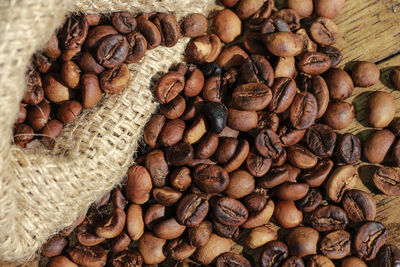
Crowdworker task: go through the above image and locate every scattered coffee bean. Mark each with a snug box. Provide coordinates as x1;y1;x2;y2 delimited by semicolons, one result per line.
366;91;395;128
364;129;395;164
373;167;400;196
354;221;387;261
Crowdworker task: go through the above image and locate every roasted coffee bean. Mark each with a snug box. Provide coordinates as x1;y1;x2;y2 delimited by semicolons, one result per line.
212;197;248;226
176;194;209;227
194;234;232;265
138;232;167;264
215;252;251;267
274;200;303;229
188;220;212;247
213;9;242;43
96;34;129;68
290;92;318;130
305;124;337;158
341;256;367;267
59;213;86;237
137;15;162;49
95;208;126;239
60;15;89;49
68;245;107;267
246;0;275;27
183;115;207;144
153;217;186;240
27;101;50;131
228;108;258;132
213;220;240;239
165;238;196;261
235;0;264;19
202;75;222;102
111;250;143;266
145;149;169;187
34;53;55;74
390;117;400;136
61;60;81;89
202;102;227;134
47;256;78;267
261;17;291;34
308;255;335;267
243;193;267;214
278;124;306;147
24;72;43;105
76;221;105;247
316;46;342;68
232;83;272;111
78;52;105;74
184;67;205;97
193;164;229;193
226;170;255;199
143;114;165;148
260;241;289;267
153;187;182;206
159;119;185;147
258;167;289;190
352;61;380;87
243;198;275;228
85;25;118;51
295;188;323;212
326;165;358;203
286;226;319;257
257;111;279;132
61;47;81;62
354;221;387;261
300;159;333;187
243;32;268;54
285;163;301;182
160;95;186;120
364;129;395;164
273;182;309;201
325;68;354;101
154;13;181;47
182;13;208;38
255;129;283;159
298;52;331;75
375;244;400;267
241;55;274;87
310;17;339;46
57;100;82;124
196;133;219;159
336;133;361;164
246;151;271;177
373;167;400;196
126;165;152;204
272;148;288;167
315;0;345;19
287;0;313;17
323;101;355;130
217;45;249;70
287;145;318;169
44;32;61;59
41;235;68;257
222;139;248;171
245;225;277;249
112;12;136;34
143;204;170;231
169;167;191;192
125;32;147;64
282;256;305;267
296;28;318;53
111;189;127;210
391;67;400;90
342;189;376;223
311;205;349;232
320;230;351;259
99;63;130;94
186;35;213;63
271;9;301;31
81;73;102;108
200;62;222;78
300;75;329;119
263;32;304;57
43;74;72;103
268;77;296;113
165;142;194;166
366;91;395;128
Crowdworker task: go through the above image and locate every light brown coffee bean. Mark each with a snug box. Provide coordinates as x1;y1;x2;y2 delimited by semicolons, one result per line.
126;165;152;204
263;32;304;57
245;226;277;249
213;9;242;43
182;13;208;38
326;165;358;202
366;91;395;128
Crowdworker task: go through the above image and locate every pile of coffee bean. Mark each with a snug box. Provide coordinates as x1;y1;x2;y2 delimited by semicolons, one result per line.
39;0;400;266
13;11;187;147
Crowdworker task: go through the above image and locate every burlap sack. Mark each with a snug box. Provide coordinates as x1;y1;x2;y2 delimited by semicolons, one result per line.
0;0;221;262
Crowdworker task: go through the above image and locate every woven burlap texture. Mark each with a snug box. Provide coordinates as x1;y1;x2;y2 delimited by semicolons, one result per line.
0;0;221;262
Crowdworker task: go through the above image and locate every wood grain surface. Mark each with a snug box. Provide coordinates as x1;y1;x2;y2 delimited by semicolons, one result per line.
6;0;400;266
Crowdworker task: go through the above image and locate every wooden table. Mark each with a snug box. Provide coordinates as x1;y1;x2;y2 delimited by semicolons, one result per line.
3;0;400;266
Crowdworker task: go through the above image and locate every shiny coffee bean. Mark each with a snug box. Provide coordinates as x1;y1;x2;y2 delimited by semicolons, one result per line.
188;220;212;247
310;17;339;46
243;32;268;54
186;35;213;63
295;188;323;212
300;159;333;187
242;198;275;228
366;91;395;128
241;55;274;87
320;230;351;259
215;252;251;267
68;245;107;267
246;151;272;177
287;145;318;169
154;13;181;47
153;217;186;240
282;256;305;267
232;83;272;111
41;235;68;257
272;148;288;167
298;52;331;75
226;170;255;199
212;197;248;226
155;72;185;104
145;149;169;187
325;68;354;101
60;15;89;49
245;225;277;249
213;9;242;43
126;165;152;204
326;165;358;203
137;15;162;49
112;12;136;34
100;63;130;94
274;200;303;229
273;182;309;201
196;133;219;159
286;226;319;257
81;73;102;108
243;193;267;214
246;0;275;28
290;92;318;130
257;167;288;189
261;17;291;34
311;205;349;232
260;240;289;267
152;187;182;206
182;13;208;38
78;52;105;74
96;34;129;68
255;129;283;159
375;244;400;267
125;32;147;64
318;45;342;67
202;75;222;102
159;119;185;147
373;167;400;196
305;124;337;158
352;61;380;87
193;164;229;193
85;25;118;51
364;129;395;164
263;32;304;57
184;67;205;97
323;101;355;130
228;108;258;132
213;220;240;239
165;238;196;261
336;133;361;164
278;124;306;147
202;102;228;133
342;189;376;223
27;101;50;131
217;46;249;71
176;194;209;227
268;77;297;113
300;75;329;119
143;114;165;148
183;115;207;144
165;142;194;166
354;221;387;261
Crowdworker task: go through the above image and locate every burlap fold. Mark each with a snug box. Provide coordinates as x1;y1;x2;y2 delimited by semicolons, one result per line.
0;0;220;262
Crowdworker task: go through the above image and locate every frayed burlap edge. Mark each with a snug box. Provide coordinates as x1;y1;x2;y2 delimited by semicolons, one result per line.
0;0;221;262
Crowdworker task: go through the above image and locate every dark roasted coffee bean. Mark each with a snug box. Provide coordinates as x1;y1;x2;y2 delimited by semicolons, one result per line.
60;15;89;49
323;101;355;130
160;95;186;120
232;83;272;111
193;164;229;193
260;241;289;267
255;129;283;159
295;188;323;212
326;165;358;203
143;114;165;148
165;143;194;166
287;145;318;169
176;194;209;227
311;205;349;232
268;77;297;113
112;12;137;34
336;133;361;164
125;32;147;64
258;167;288;189
310;17;339;46
215;252;251;267
290;92;317;130
305;124;337;158
85;25;118;51
278;124;306;147
243;193;267;214
247;0;275;26
213;220;240;239
299;159;333;187
298;52;331;75
165;238;196;261
145;150;169;187
354;221;387;261
342;189;376;224
256;111;280;132
373;167;400;196
78;52;105;74
96;34;129;68
260;17;291;34
100;63;130;94
271;9;301;31
300;75;329;119
153;187;182;206
318;45;342;67
68;245;107;267
272;148;287;167
308;255;335;267
212;197;248;226
282;256;305;267
112;250;143;266
320;230;351;259
243;32;268;54
137;15;162;49
154;13;181;47
200;62;222;78
155;71;185;104
286;226;319;257
246;151;271;177
375;244;400;267
241;55;274;87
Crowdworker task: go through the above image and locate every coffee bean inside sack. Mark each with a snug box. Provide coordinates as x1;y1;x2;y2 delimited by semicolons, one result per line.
20;1;400;266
